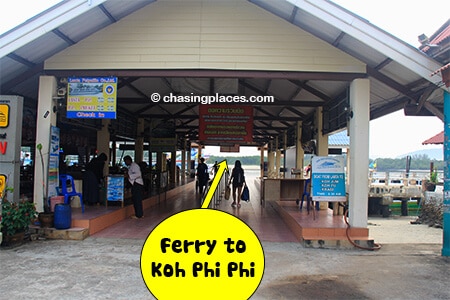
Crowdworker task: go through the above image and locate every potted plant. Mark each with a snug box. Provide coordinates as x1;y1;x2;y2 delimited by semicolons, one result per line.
1;187;38;247
425;169;438;192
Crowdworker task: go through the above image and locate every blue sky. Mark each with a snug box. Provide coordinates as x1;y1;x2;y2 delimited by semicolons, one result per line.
1;0;448;158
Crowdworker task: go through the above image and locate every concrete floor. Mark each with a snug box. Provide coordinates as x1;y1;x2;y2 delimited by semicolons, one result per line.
0;216;448;300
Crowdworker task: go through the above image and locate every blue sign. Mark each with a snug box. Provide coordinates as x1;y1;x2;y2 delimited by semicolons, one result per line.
66;77;117;119
311;156;346;202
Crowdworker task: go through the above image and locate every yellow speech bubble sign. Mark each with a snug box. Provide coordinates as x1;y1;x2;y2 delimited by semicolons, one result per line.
140;208;265;300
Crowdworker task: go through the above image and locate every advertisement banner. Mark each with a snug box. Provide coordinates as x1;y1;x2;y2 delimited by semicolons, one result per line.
48;126;60;198
67;77;117;119
198;105;253;143
311;156;346;202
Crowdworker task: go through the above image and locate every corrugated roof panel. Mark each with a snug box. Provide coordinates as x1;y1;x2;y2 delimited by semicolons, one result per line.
103;0;155;20
336;34;386;67
329;130;349;147
307;81;348;98
292;12;342;45
57;9;112;42
267;79;298;99
14;33;67;63
248;0;295;21
379;61;425;86
0;57;30;83
292;89;324;102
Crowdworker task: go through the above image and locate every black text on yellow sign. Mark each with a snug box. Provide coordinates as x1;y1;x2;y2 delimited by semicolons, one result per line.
0;104;9;128
140;160;265;300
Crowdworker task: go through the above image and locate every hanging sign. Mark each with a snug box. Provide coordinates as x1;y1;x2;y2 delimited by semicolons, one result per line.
311;156;346;202
199;105;253;143
66;77;117;119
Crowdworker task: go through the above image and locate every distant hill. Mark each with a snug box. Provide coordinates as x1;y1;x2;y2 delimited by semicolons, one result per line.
397;148;443;160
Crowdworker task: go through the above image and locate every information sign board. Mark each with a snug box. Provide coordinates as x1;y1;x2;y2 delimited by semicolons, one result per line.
311;156;346;202
67;77;117;119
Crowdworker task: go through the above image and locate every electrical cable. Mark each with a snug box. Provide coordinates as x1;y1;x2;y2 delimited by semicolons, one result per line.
343;205;382;251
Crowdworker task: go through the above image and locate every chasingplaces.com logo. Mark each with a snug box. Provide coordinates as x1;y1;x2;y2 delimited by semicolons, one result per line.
150;92;275;105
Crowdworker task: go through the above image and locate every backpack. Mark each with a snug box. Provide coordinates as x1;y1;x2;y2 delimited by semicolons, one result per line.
235;168;244;184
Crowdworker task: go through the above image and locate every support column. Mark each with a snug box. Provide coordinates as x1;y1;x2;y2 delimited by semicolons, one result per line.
348;78;370;228
181;140;187;179
315;107;328;157
187;144;192;178
34;76;58;212
267;142;275;178
97;119;110;176
296;121;304;178
170;150;176;185
275;136;281;178
442;90;450;256
260;146;265;178
197;144;202;160
316;107;329;210
135;118;144;163
283;131;287;178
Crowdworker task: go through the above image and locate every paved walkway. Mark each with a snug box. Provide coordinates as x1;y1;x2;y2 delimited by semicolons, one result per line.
0;217;448;300
0;239;448;299
1;171;448;299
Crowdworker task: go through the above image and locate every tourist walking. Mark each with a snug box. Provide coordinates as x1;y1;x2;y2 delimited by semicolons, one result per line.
228;160;245;208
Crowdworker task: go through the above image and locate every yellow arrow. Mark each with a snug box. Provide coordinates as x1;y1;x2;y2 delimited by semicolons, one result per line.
201;160;229;208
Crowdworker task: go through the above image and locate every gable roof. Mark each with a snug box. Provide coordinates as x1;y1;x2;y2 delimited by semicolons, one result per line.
0;0;446;146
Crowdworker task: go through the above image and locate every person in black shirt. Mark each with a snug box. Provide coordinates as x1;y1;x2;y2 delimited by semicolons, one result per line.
196;157;209;195
228;160;245;208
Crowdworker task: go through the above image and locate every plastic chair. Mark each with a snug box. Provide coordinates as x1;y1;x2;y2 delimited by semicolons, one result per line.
296;179;317;219
59;174;84;213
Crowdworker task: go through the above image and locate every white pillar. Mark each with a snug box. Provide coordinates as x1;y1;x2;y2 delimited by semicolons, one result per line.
348;78;370;228
34;76;58;212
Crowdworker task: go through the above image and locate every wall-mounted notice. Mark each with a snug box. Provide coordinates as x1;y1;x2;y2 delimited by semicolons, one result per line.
198;105;253;143
67;77;117;119
312;156;346;202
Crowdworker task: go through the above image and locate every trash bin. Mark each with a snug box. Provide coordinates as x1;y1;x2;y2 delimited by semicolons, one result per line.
54;203;71;229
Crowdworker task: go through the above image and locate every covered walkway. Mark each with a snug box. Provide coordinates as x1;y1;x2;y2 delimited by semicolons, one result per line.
65;171;372;248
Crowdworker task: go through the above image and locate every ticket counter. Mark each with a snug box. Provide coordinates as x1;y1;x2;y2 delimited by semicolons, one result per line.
261;178;307;205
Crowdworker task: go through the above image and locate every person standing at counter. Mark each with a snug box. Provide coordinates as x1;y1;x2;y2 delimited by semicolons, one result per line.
124;155;144;219
83;152;107;205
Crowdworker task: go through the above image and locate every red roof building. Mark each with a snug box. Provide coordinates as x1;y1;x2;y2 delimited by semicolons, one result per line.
422;131;444;145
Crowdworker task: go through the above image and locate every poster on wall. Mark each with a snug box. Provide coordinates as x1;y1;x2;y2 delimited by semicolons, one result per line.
198;105;253;143
66;77;117;119
311;156;346;202
48;126;60;198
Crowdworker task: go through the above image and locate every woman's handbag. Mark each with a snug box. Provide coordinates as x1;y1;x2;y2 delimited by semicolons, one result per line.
224;185;231;200
241;184;250;202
